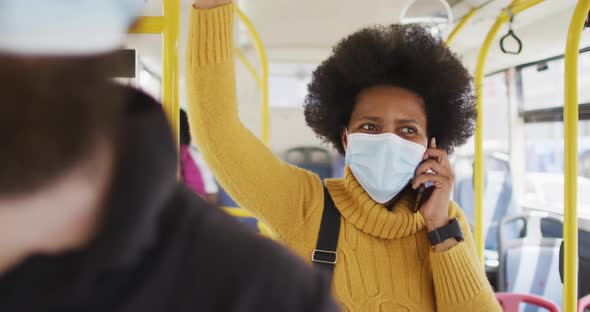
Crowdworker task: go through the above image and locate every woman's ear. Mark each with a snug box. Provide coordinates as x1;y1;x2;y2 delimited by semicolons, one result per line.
341;128;348;151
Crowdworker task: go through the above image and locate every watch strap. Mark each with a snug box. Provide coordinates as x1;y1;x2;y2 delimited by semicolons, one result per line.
427;218;464;245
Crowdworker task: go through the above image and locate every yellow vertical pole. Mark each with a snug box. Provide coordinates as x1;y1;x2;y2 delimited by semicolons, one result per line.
563;2;590;310
473;0;544;263
474;18;504;264
446;8;477;46
163;0;180;145
236;8;270;145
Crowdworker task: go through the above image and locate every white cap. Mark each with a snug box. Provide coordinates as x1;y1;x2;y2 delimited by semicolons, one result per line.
0;0;144;55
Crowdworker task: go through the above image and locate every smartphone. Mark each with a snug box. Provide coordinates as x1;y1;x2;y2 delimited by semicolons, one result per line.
412;175;434;213
411;140;435;213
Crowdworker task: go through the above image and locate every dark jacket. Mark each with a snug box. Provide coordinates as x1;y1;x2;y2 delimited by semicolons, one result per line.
0;88;338;312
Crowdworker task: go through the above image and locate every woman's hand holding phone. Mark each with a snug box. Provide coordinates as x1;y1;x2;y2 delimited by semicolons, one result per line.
411;138;455;233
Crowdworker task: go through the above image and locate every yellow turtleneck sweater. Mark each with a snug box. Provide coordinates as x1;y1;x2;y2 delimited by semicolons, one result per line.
186;4;501;311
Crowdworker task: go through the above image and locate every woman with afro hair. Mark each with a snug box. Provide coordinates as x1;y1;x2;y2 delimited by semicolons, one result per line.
187;0;501;311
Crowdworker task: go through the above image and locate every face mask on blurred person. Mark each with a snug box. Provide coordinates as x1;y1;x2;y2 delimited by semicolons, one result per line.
0;0;144;55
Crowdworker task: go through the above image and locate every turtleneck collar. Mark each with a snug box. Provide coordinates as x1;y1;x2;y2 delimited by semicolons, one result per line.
325;167;425;239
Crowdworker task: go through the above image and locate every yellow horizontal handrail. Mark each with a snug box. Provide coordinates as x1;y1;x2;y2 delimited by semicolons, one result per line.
508;0;544;13
129;16;165;34
223;207;275;238
223;207;255;218
446;8;477;46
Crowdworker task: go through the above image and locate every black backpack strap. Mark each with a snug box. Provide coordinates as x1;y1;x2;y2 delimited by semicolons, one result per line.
312;186;341;280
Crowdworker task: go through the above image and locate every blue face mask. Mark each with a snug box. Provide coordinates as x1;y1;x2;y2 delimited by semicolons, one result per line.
0;0;144;55
345;132;427;204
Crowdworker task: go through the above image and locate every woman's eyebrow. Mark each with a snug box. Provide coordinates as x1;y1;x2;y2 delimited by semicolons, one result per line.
358;116;382;122
397;118;419;124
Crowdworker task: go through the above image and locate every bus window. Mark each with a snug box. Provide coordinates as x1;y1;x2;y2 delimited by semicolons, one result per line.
453;71;516;276
268;63;315;108
519;51;590;111
519;50;590;220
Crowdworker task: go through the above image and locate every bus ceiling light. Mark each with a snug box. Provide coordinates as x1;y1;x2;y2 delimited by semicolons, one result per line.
399;0;455;37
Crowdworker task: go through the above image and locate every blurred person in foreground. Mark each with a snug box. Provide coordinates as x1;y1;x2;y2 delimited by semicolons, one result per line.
0;1;338;311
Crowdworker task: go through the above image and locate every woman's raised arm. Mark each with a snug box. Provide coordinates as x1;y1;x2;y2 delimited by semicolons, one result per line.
186;1;323;239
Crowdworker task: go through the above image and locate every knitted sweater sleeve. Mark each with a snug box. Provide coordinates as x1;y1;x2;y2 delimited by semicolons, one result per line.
186;3;323;239
429;202;502;312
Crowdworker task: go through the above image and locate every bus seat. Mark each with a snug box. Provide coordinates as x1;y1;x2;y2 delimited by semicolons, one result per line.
577;221;590;299
498;213;564;310
558;220;590;299
455;170;519;252
582;255;590;299
504;243;563;310
495;292;560;312
284;146;333;181
218;184;238;207
578;294;590;312
541;218;563;238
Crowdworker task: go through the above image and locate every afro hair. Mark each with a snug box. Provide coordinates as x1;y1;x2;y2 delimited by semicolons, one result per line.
304;24;476;155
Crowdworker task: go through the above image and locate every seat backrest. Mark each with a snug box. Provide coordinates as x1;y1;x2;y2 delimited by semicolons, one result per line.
581;254;590;298
454;169;519;251
498;212;564;259
285;146;332;165
218;185;238;207
498;212;564;309
541;218;564;238
503;242;563;309
558;220;590;299
577;220;590;298
495;292;560;312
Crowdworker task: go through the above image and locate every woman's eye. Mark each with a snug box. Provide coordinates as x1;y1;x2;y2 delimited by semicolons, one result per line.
401;127;417;134
361;124;377;131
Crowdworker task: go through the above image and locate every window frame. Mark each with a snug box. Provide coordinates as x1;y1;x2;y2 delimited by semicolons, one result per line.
515;47;590;123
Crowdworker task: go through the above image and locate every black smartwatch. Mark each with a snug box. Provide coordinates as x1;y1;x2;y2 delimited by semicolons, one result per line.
427;218;464;246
